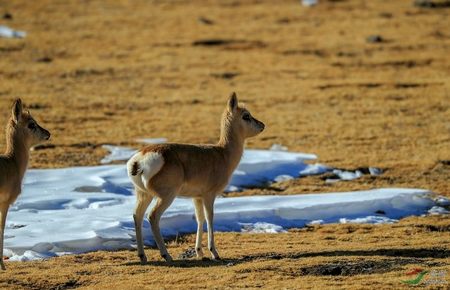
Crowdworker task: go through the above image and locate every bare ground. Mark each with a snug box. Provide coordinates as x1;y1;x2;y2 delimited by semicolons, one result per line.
0;0;449;288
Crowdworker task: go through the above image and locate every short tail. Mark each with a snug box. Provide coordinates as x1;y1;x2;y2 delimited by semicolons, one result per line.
130;161;142;176
127;154;146;192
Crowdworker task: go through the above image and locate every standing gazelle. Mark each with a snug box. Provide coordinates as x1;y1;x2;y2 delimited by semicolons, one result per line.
127;92;264;263
0;99;50;270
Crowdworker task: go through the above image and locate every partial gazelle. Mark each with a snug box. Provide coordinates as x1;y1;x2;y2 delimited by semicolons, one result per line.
127;92;264;263
0;99;51;270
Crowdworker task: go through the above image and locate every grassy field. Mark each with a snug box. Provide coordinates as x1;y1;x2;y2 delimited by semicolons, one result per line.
0;0;449;289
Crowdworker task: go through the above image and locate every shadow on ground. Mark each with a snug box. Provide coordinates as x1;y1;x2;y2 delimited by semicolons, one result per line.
122;247;448;276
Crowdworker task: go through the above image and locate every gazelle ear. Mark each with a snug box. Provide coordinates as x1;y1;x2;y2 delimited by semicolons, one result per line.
227;92;238;112
12;98;23;123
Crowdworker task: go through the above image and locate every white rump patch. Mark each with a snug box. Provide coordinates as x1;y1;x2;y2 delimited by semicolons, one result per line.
140;152;164;186
127;152;164;191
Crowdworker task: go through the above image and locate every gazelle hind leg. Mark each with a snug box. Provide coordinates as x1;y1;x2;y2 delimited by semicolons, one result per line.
193;198;205;258
133;188;152;264
148;195;175;262
0;202;9;270
203;197;220;260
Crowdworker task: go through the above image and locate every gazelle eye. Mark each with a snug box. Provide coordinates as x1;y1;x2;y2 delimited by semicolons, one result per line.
242;114;251;121
28;123;36;130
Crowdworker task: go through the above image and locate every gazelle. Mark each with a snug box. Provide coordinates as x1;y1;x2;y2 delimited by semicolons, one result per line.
0;99;50;270
127;92;264;263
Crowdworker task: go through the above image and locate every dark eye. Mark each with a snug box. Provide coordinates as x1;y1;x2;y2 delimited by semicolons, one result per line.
242;114;251;121
28;123;36;130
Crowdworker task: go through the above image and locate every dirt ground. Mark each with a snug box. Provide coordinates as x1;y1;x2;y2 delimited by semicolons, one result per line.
0;0;449;289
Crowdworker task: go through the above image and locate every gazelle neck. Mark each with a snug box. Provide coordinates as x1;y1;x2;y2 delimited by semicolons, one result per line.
5;121;30;178
218;113;245;173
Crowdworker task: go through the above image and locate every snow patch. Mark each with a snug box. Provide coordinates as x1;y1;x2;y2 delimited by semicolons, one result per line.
0;25;26;38
428;206;450;215
239;222;287;233
5;179;440;262
436;196;450;207
101;145;136;164
3;143;448;262
270;144;288;151
339;216;398;224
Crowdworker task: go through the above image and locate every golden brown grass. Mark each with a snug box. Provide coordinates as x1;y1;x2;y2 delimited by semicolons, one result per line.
0;0;448;196
0;0;449;289
1;215;449;289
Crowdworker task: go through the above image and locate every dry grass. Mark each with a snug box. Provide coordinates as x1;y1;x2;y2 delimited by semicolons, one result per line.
1;215;449;289
0;0;448;196
0;0;449;288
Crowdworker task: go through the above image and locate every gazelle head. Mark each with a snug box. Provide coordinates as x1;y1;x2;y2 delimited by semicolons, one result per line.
11;98;51;146
223;92;265;140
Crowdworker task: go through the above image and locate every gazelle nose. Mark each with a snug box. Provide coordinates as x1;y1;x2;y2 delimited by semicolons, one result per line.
46;133;51;140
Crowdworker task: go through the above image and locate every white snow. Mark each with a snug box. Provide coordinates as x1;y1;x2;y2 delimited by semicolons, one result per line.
270;143;288;151
3;144;448;262
308;220;324;225
339;216;397;224
100;145;136;164
428;206;450;215
100;138;166;164
0;25;26;38
368;167;383;176
332;169;363;181
274;175;294;182
227;149;319;190
302;0;318;7
299;163;331;176
239;222;287;233
436;196;450;207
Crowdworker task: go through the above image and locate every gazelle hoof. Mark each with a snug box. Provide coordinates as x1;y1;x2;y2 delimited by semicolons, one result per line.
209;248;220;260
162;253;173;262
196;248;204;258
138;254;147;265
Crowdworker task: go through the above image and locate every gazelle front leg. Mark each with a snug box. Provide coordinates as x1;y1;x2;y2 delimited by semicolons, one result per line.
203;196;220;260
193;198;205;258
148;195;175;262
0;202;9;270
133;188;152;264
